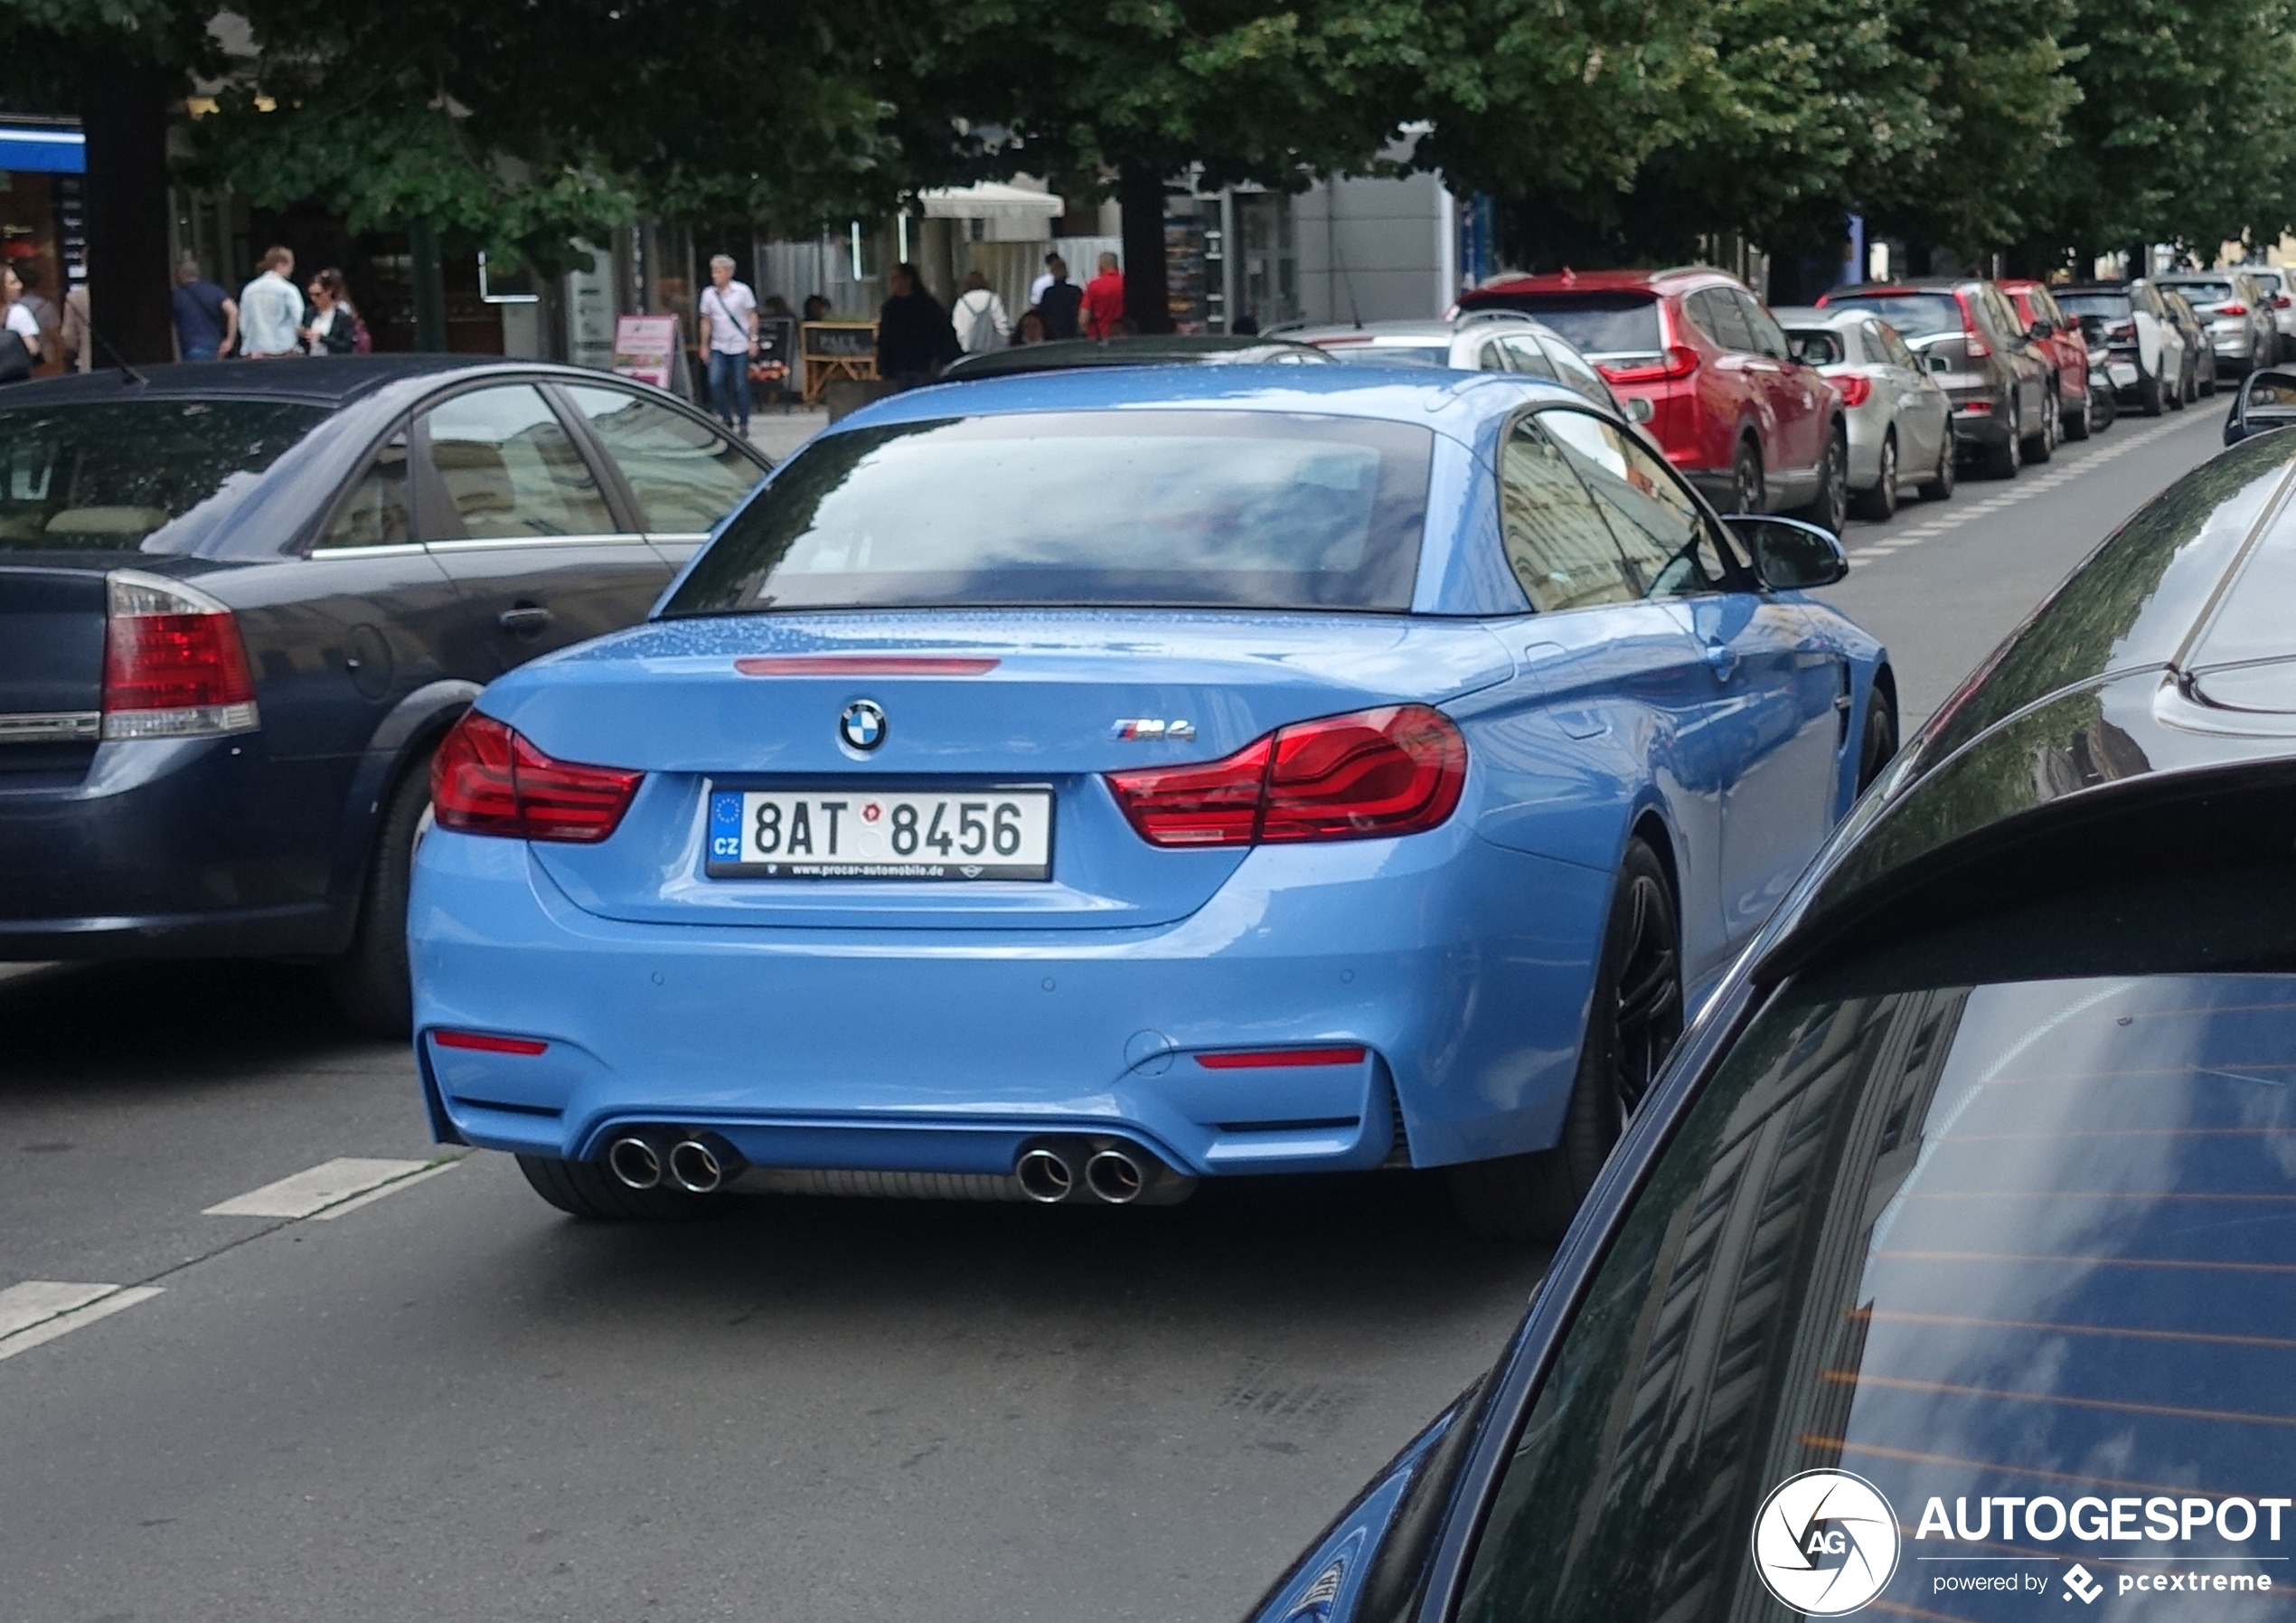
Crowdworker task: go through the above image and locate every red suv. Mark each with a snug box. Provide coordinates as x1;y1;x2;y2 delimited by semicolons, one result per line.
1456;267;1848;532
1998;278;2096;440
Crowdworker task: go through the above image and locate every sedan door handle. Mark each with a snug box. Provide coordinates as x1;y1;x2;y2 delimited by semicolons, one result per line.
1702;642;1739;681
498;605;554;633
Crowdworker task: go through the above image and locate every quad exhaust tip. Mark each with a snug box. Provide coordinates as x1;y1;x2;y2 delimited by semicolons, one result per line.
1084;1148;1144;1204
1014;1147;1075;1203
668;1137;728;1194
607;1136;662;1190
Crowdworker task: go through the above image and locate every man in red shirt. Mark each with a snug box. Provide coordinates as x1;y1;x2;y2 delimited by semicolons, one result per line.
1081;251;1125;339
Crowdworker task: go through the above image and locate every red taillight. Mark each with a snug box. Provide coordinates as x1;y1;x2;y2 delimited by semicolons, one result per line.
2275;296;2290;310
1106;704;1466;849
1831;373;1873;407
101;571;259;740
432;1030;550;1055
1595;345;1699;384
2220;303;2248;316
1953;290;1990;358
1195;1046;1369;1069
430;712;643;844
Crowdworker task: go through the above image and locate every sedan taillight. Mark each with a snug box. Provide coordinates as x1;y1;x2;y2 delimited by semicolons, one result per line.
431;711;643;843
1106;704;1466;848
1595;345;1699;385
101;571;259;740
2220;303;2249;316
1831;373;1873;407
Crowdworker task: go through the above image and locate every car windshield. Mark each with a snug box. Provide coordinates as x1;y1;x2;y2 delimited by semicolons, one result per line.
2057;291;2134;320
0;399;328;552
1482;297;1661;357
1460;967;2296;1622
1826;292;1963;336
1318;343;1454;368
663;410;1434;615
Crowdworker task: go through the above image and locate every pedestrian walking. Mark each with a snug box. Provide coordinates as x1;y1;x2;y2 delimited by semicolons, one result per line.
951;269;1011;354
1035;254;1082;340
172;257;239;361
698;254;760;433
875;262;959;388
301;269;360;355
1082;251;1125;340
1;263;40;382
1028;251;1062;307
239;246;306;358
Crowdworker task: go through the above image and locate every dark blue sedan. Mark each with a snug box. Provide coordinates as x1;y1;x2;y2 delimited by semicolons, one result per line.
0;358;768;1028
1247;428;2296;1622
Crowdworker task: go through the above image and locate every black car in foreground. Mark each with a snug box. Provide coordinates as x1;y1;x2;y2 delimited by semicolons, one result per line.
0;358;768;1028
1249;426;2296;1623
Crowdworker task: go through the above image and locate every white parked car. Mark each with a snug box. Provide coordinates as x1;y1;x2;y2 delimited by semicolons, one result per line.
2057;281;2188;417
1773;306;1954;519
1275;315;1631;414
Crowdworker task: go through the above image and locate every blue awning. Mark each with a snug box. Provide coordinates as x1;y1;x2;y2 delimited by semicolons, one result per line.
0;125;86;175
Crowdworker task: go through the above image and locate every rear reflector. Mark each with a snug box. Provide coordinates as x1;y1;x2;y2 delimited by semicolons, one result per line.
431;711;643;843
432;1030;550;1055
101;571;259;741
734;656;1000;676
1106;704;1466;848
1196;1046;1369;1070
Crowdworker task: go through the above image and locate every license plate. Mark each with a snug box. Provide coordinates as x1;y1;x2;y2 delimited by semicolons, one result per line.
706;787;1054;880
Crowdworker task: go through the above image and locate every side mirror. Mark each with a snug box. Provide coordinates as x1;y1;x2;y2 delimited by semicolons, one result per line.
1724;514;1850;590
2225;367;2296;445
1623;396;1655;424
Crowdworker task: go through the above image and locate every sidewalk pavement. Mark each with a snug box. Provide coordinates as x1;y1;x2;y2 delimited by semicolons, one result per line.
747;410;827;463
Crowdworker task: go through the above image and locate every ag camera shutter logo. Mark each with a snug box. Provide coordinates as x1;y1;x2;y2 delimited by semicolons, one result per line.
1752;1469;1901;1615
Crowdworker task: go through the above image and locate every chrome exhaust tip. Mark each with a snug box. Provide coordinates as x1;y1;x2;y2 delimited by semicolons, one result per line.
607;1136;662;1190
1084;1148;1145;1204
1014;1147;1075;1203
667;1137;727;1194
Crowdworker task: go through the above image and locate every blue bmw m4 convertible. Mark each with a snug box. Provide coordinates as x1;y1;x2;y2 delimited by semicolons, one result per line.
407;366;1892;1236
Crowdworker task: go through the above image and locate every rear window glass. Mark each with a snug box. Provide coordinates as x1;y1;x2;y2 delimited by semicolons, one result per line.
1825;292;1963;336
1318;343;1453;368
2168;281;2235;303
1476;297;1661;357
1461;969;2296;1623
2057;291;2134;320
0;400;326;552
665;410;1433;615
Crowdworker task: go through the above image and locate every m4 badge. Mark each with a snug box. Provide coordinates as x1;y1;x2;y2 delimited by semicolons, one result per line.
1111;719;1196;741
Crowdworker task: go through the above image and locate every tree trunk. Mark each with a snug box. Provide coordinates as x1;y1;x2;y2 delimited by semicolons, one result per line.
80;52;175;366
1118;163;1173;335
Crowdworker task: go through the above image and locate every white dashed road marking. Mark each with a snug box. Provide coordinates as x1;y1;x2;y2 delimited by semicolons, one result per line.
0;1281;165;1363
204;1156;435;1219
312;1157;460;1220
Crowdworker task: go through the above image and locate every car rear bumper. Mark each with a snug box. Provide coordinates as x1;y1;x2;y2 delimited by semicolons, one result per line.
408;825;1614;1179
0;738;349;959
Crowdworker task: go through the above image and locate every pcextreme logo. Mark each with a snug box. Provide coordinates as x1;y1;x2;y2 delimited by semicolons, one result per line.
1752;1470;1902;1616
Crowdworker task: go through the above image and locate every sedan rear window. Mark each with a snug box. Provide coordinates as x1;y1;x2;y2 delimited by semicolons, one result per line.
1460;968;2296;1622
1317;342;1454;368
2057;290;2134;321
2168;281;2235;304
0;400;327;552
1825;292;1964;336
664;410;1433;615
1473;297;1661;358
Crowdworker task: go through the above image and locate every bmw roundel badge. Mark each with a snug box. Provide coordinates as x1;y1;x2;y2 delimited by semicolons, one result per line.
840;699;888;752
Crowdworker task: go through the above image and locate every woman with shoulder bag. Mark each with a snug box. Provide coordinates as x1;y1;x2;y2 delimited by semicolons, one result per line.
951;270;1011;355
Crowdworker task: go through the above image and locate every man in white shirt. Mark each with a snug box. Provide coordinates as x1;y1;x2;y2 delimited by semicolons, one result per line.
1027;251;1066;308
238;246;306;357
699;254;760;433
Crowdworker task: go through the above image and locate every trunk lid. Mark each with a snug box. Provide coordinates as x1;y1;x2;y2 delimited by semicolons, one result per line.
493;610;1513;930
0;561;111;783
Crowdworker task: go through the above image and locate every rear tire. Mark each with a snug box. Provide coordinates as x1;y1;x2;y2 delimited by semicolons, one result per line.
1794;428;1849;534
1849;432;1896;522
516;1154;727;1222
1447;839;1682;1241
2063;382;2092;440
1916;429;1955;501
1858;684;1899;794
1983;400;2021;478
2140;368;2165;416
1729;438;1764;514
2023;391;2056;462
325;750;432;1037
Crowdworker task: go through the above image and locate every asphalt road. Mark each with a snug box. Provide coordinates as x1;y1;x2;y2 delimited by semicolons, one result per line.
0;395;2233;1623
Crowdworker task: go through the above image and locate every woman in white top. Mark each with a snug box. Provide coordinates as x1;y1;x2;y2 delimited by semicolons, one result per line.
951;269;1011;354
2;264;42;373
300;268;359;354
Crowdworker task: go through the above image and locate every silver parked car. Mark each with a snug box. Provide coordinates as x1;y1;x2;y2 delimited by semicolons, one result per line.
2159;269;2275;377
1774;306;1953;519
1276;314;1629;413
2243;265;2295;361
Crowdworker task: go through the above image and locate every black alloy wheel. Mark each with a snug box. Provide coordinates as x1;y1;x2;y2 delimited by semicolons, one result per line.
1446;839;1682;1241
1850;430;1898;522
1857;685;1899;794
1984;396;2022;477
1916;427;1956;500
1731;439;1764;513
2092;382;2117;431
